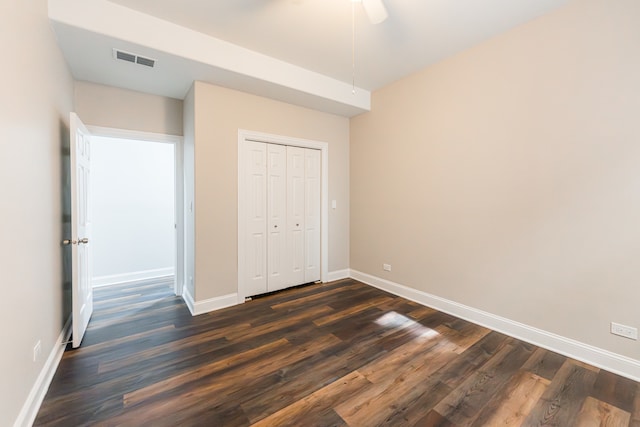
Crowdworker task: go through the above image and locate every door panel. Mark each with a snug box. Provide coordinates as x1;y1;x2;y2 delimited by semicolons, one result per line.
245;142;268;296
267;144;288;291
305;149;321;283
70;113;93;348
287;146;305;285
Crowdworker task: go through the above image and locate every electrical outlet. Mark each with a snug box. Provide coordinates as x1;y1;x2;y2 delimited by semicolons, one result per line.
33;340;41;362
383;263;391;272
611;322;638;340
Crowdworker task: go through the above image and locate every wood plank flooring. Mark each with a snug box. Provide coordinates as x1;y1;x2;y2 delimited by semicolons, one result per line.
35;278;640;426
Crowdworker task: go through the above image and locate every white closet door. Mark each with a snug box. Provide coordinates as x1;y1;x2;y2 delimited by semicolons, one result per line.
245;142;268;296
287;146;306;285
305;148;321;283
267;144;288;292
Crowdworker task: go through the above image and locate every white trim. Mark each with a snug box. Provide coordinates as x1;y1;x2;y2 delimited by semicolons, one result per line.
174;138;185;297
86;125;185;296
14;317;72;427
86;125;182;143
350;269;640;382
182;285;195;315
192;293;238;316
182;287;239;316
237;129;329;302
327;269;351;282
92;268;175;287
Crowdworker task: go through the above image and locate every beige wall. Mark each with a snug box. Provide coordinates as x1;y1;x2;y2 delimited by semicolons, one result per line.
351;0;640;360
193;81;350;300
75;81;183;136
0;0;75;425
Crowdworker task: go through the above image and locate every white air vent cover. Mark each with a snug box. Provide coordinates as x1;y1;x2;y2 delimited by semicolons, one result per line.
112;49;156;68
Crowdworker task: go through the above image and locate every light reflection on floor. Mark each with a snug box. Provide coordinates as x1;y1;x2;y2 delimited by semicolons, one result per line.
375;311;440;340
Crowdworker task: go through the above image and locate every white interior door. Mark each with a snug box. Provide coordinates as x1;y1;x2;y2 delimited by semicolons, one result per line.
267;144;288;292
305;148;321;283
69;113;93;348
245;142;268;296
287;146;306;285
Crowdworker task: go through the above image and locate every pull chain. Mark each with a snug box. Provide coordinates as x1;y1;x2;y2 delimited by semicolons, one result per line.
352;1;356;94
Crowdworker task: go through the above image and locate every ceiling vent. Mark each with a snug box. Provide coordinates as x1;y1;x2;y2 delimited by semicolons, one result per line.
112;49;156;68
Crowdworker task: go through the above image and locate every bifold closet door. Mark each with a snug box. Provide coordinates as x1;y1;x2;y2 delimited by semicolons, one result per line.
287;146;305;285
266;144;288;292
304;148;321;283
287;146;321;284
244;141;268;296
244;141;321;297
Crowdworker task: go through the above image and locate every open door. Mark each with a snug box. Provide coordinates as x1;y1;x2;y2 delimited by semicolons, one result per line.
66;113;93;348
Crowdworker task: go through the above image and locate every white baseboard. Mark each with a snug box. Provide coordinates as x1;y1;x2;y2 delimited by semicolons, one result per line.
327;269;351;282
174;279;184;297
14;316;72;427
182;286;238;316
92;267;175;287
182;285;195;315
350;269;640;382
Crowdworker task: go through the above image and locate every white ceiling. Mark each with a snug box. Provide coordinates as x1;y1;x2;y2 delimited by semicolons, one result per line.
49;0;569;117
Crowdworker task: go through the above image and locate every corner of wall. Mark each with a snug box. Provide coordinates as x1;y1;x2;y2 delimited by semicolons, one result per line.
182;83;196;300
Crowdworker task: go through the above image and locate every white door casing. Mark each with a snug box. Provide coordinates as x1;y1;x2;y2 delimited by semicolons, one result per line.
267;144;288;292
304;148;321;283
70;113;93;348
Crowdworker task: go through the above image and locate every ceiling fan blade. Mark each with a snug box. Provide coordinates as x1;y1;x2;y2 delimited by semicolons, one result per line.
362;0;388;24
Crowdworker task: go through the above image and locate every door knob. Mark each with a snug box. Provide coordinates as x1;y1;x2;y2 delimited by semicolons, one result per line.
78;238;89;244
62;239;77;245
274;225;278;228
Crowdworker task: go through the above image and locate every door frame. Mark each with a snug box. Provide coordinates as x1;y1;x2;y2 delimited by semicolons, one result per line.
87;125;186;296
237;129;329;303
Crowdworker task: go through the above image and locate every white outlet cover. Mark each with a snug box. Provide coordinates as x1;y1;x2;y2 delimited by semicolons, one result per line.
611;322;638;340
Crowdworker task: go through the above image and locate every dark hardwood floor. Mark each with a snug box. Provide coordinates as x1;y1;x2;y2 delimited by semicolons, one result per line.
35;278;640;426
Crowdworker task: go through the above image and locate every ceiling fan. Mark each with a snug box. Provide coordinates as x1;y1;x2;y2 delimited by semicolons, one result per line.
352;0;388;24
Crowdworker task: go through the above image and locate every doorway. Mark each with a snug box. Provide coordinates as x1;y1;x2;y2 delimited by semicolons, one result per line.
88;127;185;296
